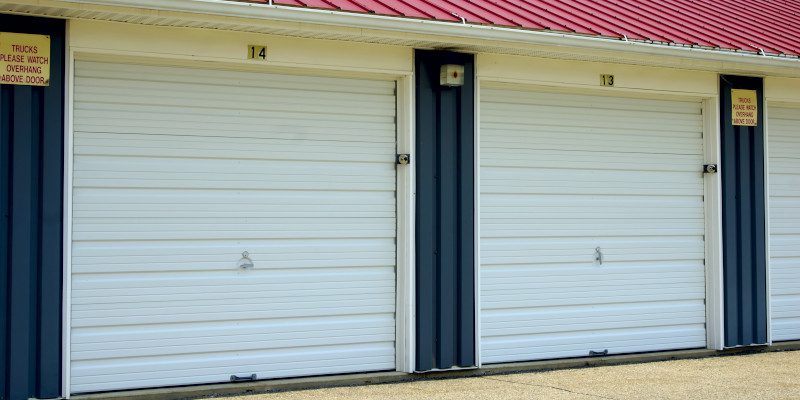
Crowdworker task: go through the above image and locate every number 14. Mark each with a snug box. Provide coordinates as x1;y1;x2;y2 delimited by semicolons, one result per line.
248;45;267;60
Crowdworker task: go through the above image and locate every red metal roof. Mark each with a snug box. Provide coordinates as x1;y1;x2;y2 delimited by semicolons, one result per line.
251;0;800;57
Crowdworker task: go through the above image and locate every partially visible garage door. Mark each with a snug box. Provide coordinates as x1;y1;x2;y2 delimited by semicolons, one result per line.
768;105;800;342
70;61;397;392
480;87;707;363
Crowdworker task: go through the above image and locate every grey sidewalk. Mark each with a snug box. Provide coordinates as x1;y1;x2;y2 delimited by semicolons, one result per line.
220;351;800;400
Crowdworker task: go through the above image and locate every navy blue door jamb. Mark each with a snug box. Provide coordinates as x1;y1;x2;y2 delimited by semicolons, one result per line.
719;75;768;347
414;50;476;371
0;14;65;400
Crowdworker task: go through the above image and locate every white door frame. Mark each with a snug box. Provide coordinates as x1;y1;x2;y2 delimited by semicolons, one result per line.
61;45;416;397
473;77;725;359
703;94;725;350
395;73;416;373
60;19;74;399
762;94;771;346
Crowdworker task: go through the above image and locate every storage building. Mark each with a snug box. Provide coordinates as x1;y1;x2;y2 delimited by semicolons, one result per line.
1;0;800;397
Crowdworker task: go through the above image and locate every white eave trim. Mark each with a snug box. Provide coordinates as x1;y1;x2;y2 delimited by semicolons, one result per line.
60;0;800;69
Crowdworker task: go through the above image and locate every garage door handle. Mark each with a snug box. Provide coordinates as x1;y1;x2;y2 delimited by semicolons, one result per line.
238;251;254;269
589;349;609;356
230;374;257;382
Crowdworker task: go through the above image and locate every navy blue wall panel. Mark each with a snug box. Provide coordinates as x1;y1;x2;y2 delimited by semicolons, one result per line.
415;50;475;371
720;75;768;347
0;14;65;400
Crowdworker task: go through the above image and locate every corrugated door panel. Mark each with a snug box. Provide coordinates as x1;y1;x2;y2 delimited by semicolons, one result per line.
414;50;475;371
480;87;706;364
768;105;800;342
71;61;396;392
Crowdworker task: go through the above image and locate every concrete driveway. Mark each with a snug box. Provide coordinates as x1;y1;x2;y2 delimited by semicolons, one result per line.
222;351;800;400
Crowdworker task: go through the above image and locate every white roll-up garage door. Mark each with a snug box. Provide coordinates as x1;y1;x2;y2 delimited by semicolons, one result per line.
70;61;397;392
768;105;800;342
480;87;707;363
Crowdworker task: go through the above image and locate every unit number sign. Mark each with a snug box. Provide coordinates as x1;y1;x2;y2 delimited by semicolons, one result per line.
600;74;615;87
247;45;267;61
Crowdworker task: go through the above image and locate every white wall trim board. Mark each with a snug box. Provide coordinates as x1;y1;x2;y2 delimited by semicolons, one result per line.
763;97;772;345
395;74;416;373
703;96;725;350
62;20;75;399
765;78;800;103
474;75;482;368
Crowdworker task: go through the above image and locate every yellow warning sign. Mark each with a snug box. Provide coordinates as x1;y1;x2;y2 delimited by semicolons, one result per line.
732;89;757;126
0;32;50;86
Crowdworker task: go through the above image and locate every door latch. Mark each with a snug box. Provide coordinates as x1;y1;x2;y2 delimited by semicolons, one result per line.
397;154;410;165
230;373;257;382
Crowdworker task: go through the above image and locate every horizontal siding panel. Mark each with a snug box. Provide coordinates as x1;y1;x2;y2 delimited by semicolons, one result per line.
72;254;396;273
74;61;393;93
71;284;394;307
768;106;800;342
73;136;395;158
482;253;705;265
72;327;396;360
481;89;702;114
482;285;705;309
73;188;394;206
72;229;395;242
483;309;705;336
481;168;705;185
480;87;706;363
75;82;396;113
73;123;394;143
771;295;800;316
73;144;392;164
70;304;396;329
482;264;705;284
71;346;394;392
481;325;706;364
71;314;392;340
72;265;395;284
481;228;703;239
481;150;702;172
71;61;397;391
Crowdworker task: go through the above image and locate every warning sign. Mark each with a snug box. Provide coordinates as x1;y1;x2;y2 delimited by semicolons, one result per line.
732;89;757;126
0;32;50;86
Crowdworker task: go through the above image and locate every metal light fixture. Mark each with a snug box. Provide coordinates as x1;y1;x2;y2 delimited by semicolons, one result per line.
439;64;465;87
